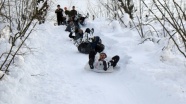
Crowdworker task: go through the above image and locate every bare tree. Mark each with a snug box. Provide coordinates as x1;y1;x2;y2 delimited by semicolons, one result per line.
95;0;186;59
96;0;134;27
140;0;186;58
0;0;49;79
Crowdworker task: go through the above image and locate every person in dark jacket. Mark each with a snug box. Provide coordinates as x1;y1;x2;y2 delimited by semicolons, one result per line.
64;7;70;16
55;5;63;25
70;6;77;21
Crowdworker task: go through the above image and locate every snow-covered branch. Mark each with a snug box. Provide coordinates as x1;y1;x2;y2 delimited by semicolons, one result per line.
0;0;50;79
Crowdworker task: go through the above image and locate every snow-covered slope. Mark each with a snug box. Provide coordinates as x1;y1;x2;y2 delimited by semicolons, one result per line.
0;0;186;104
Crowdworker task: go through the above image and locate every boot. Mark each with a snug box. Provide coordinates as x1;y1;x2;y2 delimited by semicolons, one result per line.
103;61;107;71
89;59;94;69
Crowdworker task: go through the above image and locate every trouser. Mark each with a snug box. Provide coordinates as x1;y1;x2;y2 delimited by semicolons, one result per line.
57;17;63;25
62;17;67;25
69;32;75;39
89;51;96;61
88;51;97;69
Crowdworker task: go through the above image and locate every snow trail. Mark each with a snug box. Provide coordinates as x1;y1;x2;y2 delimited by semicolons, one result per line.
0;0;186;103
17;22;180;104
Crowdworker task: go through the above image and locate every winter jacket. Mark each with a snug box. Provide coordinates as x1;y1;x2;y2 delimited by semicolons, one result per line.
65;10;70;16
90;36;101;48
70;10;77;17
55;8;63;18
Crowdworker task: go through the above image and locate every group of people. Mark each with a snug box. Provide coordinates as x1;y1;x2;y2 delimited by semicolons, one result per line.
55;5;76;25
55;5;120;72
55;5;88;27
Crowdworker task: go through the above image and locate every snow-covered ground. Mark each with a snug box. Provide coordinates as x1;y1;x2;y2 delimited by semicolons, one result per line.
0;0;186;104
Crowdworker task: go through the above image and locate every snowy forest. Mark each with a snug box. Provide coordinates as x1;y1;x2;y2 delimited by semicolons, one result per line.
0;0;49;79
0;0;186;104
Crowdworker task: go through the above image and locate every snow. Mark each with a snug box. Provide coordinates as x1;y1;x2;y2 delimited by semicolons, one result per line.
110;20;123;33
0;71;4;77
14;55;25;66
0;0;186;104
121;12;131;26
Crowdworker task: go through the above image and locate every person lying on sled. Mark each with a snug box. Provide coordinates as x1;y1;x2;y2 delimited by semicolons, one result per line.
69;27;83;41
88;50;120;72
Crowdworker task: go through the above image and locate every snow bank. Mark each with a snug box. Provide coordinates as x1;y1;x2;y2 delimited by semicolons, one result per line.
0;71;4;78
110;20;122;33
14;55;25;66
121;12;131;26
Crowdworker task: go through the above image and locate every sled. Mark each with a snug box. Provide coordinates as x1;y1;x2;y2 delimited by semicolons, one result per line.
84;62;120;73
77;43;92;54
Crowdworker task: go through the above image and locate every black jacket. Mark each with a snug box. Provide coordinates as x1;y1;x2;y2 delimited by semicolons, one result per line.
70;10;77;17
55;8;63;17
65;10;70;16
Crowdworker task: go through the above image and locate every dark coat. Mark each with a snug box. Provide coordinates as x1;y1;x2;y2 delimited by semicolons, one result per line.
70;10;77;17
65;10;70;16
55;8;63;18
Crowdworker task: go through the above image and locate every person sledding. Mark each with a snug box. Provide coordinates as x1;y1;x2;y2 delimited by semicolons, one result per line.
75;13;89;26
69;27;84;45
85;50;120;72
77;28;105;54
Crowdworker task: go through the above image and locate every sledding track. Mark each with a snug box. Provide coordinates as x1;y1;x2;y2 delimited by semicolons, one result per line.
0;0;185;104
17;19;180;104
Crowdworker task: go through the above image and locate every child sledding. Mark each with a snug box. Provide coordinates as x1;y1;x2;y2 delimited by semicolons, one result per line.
84;51;120;73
